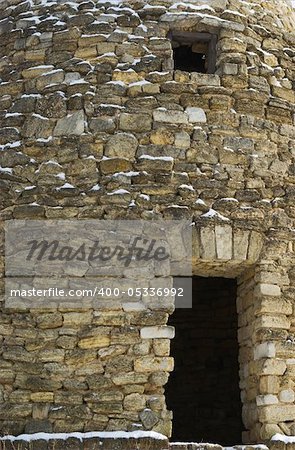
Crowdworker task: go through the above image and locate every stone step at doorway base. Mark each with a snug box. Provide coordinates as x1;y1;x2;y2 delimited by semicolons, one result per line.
169;441;295;450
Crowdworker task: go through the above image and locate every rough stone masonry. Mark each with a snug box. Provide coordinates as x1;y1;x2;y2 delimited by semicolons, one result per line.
0;0;295;446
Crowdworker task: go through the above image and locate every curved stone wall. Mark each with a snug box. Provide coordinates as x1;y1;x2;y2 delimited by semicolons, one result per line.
0;0;294;444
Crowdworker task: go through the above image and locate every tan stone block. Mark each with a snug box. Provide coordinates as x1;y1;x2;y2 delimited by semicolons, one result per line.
215;224;232;260
78;35;105;47
153;339;170;356
248;231;264;262
111;327;140;345
22;65;54;79
31;392;54;402
143;83;160;95
260;423;281;440
153;109;188;124
260;359;287;376
119;113;152;132
258;404;295;423
93;312;126;326
279;389;295;403
65;349;98;367
123;393;146;411
255;298;292;316
256;394;278;406
256;283;281;297
39;349;65;363
233;230;250;260
100;158;133;175
134;356;174;372
272;86;295;103
255;315;290;330
260;376;280;394
112;372;148;385
200;227;216;260
78;335;110;349
75;47;97;58
63;312;92;326
150;129;174;146
254;342;276;360
9;390;31;403
25;49;46;61
113;70;142;84
269;440;286;450
140;326;174;339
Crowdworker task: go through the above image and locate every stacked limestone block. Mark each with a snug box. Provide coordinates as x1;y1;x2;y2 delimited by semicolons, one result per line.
0;0;295;443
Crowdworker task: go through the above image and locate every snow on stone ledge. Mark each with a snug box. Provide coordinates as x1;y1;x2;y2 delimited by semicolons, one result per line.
0;430;167;442
271;434;295;443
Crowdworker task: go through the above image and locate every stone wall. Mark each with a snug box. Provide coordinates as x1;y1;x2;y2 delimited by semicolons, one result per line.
0;0;295;444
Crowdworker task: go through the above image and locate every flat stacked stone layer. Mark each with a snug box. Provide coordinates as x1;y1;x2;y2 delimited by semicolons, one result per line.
0;432;169;449
0;436;294;450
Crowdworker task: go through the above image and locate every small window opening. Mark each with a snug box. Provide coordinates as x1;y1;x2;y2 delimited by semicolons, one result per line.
170;31;217;74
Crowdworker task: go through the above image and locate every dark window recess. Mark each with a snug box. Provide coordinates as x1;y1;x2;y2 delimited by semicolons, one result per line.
170;31;217;74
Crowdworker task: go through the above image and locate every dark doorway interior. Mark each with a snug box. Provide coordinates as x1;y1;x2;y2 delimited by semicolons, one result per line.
166;277;243;445
173;44;207;73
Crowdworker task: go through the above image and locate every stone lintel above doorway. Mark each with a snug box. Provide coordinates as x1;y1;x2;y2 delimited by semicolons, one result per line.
192;224;264;278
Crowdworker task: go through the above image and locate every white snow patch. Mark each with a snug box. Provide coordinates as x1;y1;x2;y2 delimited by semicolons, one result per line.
90;184;101;191
45;160;62;167
55;173;65;180
272;434;295;444
107;189;130;195
139;194;150;201
56;183;75;190
113;171;142;177
139;155;173;161
5;113;22;118
0;166;12;174
202;208;230;221
179;184;195;191
0;431;167;442
0;141;22;151
36;137;53;143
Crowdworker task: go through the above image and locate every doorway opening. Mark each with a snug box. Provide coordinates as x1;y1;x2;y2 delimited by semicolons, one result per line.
166;276;244;445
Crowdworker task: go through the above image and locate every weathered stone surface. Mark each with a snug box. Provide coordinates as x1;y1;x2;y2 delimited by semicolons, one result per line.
135;357;174;373
140;327;175;339
153;110;188;124
139;409;159;429
78;335;110;349
23;115;53;138
36;93;67;119
100;158;132;174
54;111;84;136
89;118;116;133
0;127;20;144
104;133;138;159
119;113;152;132
185;107;207;123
